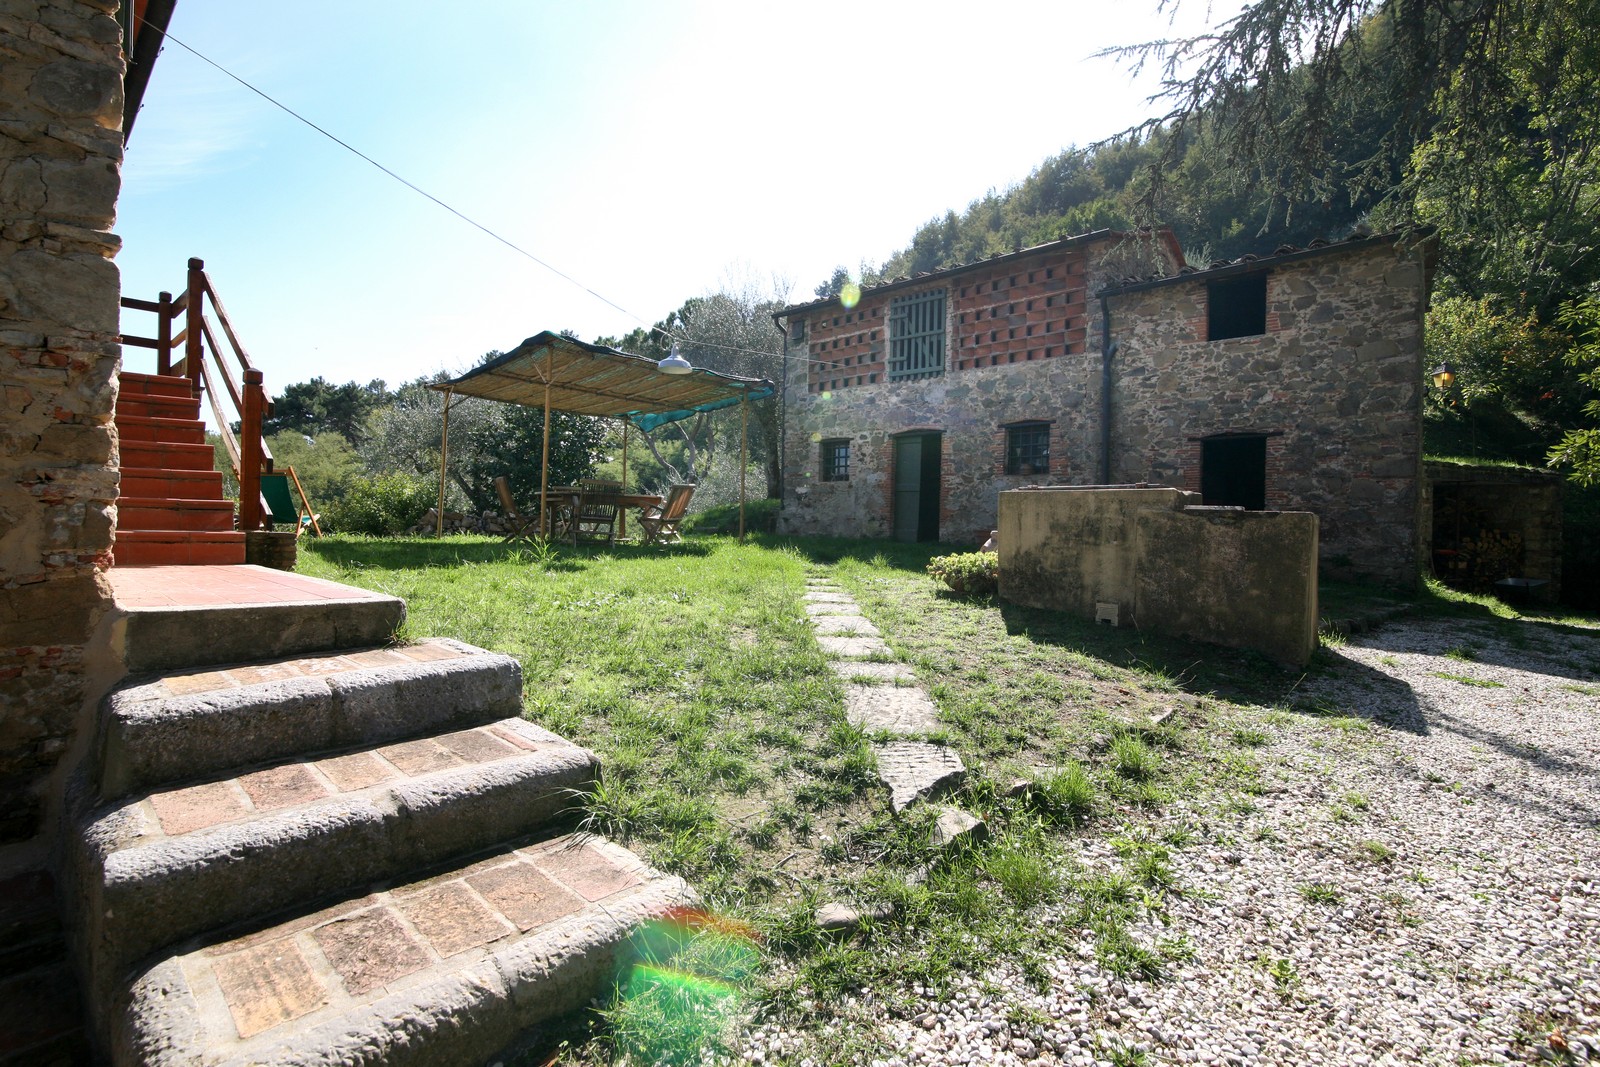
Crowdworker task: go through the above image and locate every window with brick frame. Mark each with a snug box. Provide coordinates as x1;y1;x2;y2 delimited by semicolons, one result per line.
820;438;851;482
888;289;946;381
1207;274;1268;340
1005;421;1050;475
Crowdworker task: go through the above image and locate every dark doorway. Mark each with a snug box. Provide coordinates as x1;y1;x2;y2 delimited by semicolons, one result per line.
893;433;942;542
1201;435;1267;509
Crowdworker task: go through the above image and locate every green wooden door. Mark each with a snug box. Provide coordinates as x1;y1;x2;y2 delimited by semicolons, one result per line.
893;433;942;542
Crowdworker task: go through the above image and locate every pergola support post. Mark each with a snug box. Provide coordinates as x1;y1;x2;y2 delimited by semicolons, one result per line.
436;390;452;538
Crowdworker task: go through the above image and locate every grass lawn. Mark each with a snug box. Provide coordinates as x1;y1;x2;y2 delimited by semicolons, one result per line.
295;532;1552;1065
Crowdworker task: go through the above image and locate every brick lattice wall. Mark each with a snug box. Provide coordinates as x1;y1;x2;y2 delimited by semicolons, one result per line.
0;0;124;846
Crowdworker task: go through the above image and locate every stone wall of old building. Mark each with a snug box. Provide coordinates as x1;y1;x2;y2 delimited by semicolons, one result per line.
1102;240;1429;586
780;235;1430;586
780;238;1123;545
0;0;123;852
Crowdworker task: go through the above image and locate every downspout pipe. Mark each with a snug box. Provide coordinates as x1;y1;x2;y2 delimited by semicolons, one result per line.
1099;293;1119;485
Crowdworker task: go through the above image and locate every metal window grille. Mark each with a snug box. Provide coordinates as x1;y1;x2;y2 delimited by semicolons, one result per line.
889;289;946;381
1005;423;1050;475
821;439;851;481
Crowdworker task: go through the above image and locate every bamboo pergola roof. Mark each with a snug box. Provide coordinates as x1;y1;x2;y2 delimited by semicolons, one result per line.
429;330;773;428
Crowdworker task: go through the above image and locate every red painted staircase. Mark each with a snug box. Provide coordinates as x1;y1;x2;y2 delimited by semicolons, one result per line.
113;372;245;566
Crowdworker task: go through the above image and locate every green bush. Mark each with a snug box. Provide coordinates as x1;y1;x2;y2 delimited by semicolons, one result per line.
681;497;780;535
322;473;435;535
926;551;999;596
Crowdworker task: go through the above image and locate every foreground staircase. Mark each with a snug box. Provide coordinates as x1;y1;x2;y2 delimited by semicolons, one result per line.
114;372;245;566
70;567;691;1065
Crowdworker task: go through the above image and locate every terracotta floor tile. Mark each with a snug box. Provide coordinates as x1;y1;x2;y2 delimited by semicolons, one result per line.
238;764;328;810
381;739;463;777
436;729;517;764
203;895;380;957
528;842;643;902
149;780;248;836
162;670;238;696
225;663;302;687
345;649;409;669
489;723;544;752
211;940;327;1039
467;861;585;932
311;908;431;996
395;883;512;958
316;751;399;792
396;642;466;663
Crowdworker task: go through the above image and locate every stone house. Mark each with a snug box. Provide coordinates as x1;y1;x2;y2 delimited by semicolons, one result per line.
773;229;1433;587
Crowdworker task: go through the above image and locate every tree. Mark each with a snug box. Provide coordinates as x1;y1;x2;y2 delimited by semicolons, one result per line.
1109;0;1599;288
597;274;788;498
359;363;605;515
264;377;387;445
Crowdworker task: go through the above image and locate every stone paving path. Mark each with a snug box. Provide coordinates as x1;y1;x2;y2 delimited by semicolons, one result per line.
802;576;970;816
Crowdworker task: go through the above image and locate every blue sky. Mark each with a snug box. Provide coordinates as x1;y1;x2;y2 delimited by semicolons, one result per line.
117;1;1220;392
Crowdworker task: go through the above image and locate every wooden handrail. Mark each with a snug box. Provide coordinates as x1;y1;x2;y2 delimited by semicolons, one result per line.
118;256;274;533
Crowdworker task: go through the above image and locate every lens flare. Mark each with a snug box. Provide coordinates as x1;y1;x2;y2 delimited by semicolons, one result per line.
821;390;833;400
608;908;761;1064
810;432;822;443
840;282;862;309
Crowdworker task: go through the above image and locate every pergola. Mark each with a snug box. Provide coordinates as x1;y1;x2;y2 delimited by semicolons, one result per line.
428;330;775;539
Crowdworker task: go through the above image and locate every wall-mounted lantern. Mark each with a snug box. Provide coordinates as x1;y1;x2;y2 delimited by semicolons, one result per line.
1430;361;1456;391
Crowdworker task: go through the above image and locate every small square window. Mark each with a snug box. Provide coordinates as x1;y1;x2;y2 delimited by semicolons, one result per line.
1208;274;1268;340
1005;422;1050;475
820;438;851;482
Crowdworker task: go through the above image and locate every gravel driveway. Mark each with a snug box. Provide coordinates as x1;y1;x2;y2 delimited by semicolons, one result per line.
841;612;1600;1067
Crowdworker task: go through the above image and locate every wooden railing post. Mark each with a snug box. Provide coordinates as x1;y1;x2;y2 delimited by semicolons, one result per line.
156;290;173;375
185;257;205;396
240;368;266;531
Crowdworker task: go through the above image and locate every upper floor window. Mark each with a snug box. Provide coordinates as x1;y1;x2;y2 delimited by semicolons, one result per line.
888;289;946;381
1005;421;1050;475
820;438;851;482
1207;274;1268;340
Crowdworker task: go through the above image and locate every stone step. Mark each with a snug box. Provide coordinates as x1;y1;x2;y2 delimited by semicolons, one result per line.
119;467;226;501
78;719;599;998
107;565;405;672
97;639;522;799
119;371;195;400
113;530;247;567
115;413;205;445
119;439;216;472
110;833;693;1067
115;497;236;533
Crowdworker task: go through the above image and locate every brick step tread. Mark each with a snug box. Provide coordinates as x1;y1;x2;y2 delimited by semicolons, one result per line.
119;372;196;398
115;531;246;544
99;639;523;798
115;500;237;533
116;394;200;421
106;566;405;672
82;719;598;987
119;469;226;496
112;835;693;1067
120;441;216;471
113;413;206;444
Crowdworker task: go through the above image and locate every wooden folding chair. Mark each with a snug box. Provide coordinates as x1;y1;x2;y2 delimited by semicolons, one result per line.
638;483;695;545
494;476;540;544
571;479;621;545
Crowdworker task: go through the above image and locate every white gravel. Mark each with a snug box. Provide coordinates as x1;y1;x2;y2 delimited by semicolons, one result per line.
745;612;1600;1066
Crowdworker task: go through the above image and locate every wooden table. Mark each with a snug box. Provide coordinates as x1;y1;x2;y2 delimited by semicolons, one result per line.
544;487;665;544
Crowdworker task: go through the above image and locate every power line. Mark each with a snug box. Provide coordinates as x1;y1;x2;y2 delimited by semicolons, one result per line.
138;18;815;366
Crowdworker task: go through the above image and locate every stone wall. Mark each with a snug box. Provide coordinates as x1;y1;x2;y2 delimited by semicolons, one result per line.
781;236;1127;546
999;487;1320;666
779;235;1429;586
0;0;123;851
1102;241;1429;586
1422;460;1563;602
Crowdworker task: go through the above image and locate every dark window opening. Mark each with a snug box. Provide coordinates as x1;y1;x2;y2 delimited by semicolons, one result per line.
820;438;851;482
1207;274;1268;340
1200;435;1267;509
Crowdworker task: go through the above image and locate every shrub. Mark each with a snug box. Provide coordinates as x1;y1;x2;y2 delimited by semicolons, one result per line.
926;551;998;596
681;497;779;535
322;473;435;535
